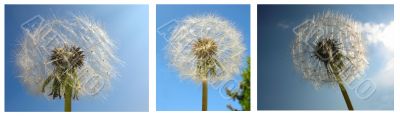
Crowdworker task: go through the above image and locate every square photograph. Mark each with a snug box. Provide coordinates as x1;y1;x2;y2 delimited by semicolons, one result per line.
257;5;394;110
156;4;251;111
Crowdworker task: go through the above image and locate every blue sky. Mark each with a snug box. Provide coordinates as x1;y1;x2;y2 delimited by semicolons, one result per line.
257;5;393;110
156;5;250;111
5;5;149;112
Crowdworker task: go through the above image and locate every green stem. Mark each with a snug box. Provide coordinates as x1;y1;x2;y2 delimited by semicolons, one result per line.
64;82;72;112
202;79;208;111
331;63;354;110
64;71;74;112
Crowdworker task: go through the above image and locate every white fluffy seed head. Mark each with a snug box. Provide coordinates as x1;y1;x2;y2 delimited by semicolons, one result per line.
167;14;246;85
16;15;120;97
292;11;368;87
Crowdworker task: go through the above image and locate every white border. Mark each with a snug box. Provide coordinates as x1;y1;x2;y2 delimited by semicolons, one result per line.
1;0;398;116
1;1;4;113
149;0;156;112
250;2;257;111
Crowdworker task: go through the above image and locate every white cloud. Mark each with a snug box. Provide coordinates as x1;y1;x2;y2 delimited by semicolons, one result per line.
277;22;290;29
360;21;395;50
359;21;394;88
358;21;394;109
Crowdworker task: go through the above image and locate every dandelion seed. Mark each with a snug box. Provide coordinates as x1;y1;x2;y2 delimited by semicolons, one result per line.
16;15;120;111
292;11;368;110
167;14;245;111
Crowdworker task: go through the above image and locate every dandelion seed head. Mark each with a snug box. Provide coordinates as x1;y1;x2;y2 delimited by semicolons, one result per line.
16;15;120;98
50;45;85;69
168;14;245;85
292;11;368;87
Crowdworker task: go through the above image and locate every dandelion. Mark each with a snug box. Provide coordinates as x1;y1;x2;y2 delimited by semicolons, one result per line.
16;15;119;112
292;11;368;110
167;14;245;111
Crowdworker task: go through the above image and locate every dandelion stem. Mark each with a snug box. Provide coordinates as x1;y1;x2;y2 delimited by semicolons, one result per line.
334;71;354;110
330;62;354;110
202;79;208;111
64;75;72;112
